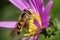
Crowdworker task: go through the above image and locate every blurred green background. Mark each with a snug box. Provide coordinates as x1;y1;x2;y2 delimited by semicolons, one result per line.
0;0;60;40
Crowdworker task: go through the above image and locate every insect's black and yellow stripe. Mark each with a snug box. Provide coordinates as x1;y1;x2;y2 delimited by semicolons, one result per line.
17;18;25;35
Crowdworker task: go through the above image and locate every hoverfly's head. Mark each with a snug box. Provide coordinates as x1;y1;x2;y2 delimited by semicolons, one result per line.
22;9;31;19
23;9;31;15
21;9;31;19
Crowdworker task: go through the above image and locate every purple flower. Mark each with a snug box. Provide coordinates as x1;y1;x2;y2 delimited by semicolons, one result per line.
0;0;53;40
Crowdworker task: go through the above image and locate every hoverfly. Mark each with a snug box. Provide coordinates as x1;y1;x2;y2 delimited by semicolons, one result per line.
10;9;31;38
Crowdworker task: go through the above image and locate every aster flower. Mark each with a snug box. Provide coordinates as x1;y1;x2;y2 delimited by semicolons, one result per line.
0;0;53;40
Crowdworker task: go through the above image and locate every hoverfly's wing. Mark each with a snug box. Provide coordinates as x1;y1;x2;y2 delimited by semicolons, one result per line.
9;23;18;38
9;15;21;38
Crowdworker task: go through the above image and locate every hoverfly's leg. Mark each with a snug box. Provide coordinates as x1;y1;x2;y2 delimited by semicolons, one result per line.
24;21;29;33
24;28;28;33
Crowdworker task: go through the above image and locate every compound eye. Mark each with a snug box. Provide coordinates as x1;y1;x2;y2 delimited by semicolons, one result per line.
28;11;31;15
23;9;26;11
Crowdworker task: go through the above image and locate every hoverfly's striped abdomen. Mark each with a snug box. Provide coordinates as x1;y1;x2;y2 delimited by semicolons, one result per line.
17;21;24;35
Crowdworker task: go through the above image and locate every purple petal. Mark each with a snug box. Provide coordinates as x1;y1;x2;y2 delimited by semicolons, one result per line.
42;0;53;28
42;6;45;12
36;0;42;14
33;0;43;17
19;36;30;40
22;0;31;9
29;36;36;40
34;19;40;29
19;35;38;40
42;15;51;28
42;22;50;28
29;0;37;13
0;21;17;28
29;33;40;40
9;0;27;11
18;0;29;8
33;35;38;40
39;0;45;12
31;0;39;13
44;0;53;14
19;37;27;40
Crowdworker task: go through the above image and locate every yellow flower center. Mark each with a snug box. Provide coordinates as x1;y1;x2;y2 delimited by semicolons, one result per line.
24;13;42;36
